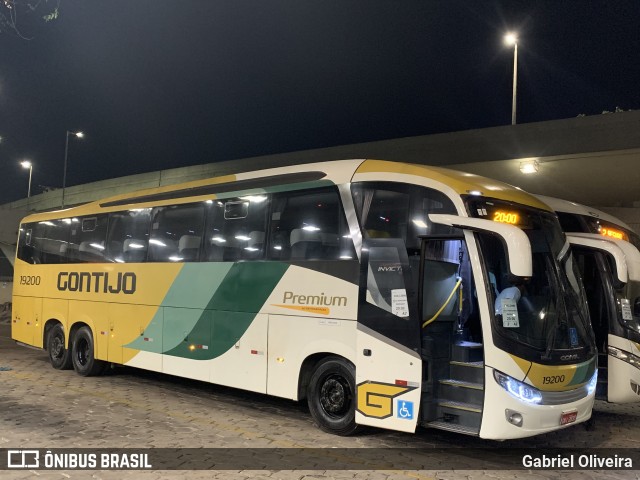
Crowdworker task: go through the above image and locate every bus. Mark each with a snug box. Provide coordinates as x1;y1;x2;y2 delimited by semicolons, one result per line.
12;159;597;439
536;195;640;403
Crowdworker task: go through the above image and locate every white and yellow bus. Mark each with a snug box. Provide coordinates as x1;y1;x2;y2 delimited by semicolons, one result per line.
13;160;597;439
536;195;640;403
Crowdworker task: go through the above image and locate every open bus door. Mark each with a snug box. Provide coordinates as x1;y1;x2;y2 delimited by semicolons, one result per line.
355;237;422;433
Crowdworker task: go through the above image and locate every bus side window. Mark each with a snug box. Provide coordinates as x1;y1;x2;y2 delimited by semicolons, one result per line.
351;187;409;242
556;212;583;232
106;210;151;263
205;201;226;261
68;215;108;263
351;182;457;250
17;224;36;264
149;203;205;262
32;220;71;264
269;187;355;261
204;195;269;262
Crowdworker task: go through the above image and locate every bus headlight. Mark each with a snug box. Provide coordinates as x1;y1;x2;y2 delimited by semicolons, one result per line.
586;370;598;395
493;370;542;404
608;346;640;369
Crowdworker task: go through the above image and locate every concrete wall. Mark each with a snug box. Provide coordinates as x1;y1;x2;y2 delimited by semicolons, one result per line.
0;211;19;305
0;282;11;304
2;160;293;213
0;209;27;245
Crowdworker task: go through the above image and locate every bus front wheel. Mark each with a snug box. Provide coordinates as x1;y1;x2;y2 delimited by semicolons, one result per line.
47;323;72;370
307;357;359;436
71;326;106;377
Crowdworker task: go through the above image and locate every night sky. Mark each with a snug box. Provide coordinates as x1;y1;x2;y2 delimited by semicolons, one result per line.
1;1;638;204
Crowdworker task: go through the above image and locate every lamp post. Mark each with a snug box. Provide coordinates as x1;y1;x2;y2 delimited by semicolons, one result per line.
504;32;518;125
20;160;33;198
62;130;84;208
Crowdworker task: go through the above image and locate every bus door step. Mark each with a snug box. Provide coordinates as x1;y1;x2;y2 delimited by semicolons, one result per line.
426;420;479;436
451;341;483;363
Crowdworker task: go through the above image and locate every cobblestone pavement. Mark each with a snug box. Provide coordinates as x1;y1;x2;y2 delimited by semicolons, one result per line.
1;324;639;480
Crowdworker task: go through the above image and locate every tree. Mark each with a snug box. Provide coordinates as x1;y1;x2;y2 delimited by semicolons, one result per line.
1;0;60;39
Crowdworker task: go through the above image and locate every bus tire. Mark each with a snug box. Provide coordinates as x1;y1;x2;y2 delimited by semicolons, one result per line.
306;356;359;436
71;326;106;377
47;323;72;370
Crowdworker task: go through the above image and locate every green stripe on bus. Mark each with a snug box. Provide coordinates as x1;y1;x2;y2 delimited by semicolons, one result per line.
164;311;257;360
568;357;596;386
204;262;289;312
128;261;289;359
163;262;289;360
126;263;234;352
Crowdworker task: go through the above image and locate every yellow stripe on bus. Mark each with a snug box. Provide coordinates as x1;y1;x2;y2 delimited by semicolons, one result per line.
356;160;552;211
271;304;330;315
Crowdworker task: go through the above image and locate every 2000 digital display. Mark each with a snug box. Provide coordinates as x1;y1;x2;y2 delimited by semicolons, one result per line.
493;211;519;225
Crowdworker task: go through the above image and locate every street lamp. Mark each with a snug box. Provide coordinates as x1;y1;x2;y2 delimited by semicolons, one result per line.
20;160;33;198
519;159;539;174
504;32;518;125
62;130;84;208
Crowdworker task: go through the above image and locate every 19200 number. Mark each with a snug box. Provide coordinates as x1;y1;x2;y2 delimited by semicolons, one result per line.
19;275;41;286
542;375;565;384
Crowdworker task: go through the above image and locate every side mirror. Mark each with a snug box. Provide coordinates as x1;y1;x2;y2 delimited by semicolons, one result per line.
566;234;628;285
429;213;532;278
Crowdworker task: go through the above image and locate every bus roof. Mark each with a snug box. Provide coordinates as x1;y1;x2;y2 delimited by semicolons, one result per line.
354;160;551;211
21;159;551;223
535;194;633;231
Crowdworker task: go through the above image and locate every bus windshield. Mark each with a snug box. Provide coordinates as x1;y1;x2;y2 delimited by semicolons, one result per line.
469;199;595;364
620;280;640;336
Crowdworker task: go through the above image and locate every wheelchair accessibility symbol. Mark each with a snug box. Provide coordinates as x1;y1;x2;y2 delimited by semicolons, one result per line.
396;400;414;420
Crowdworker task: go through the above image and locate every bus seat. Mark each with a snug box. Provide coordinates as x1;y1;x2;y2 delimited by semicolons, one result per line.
106;240;123;261
178;234;201;261
270;230;290;258
78;241;104;262
321;233;339;258
123;238;148;262
248;231;264;247
245;231;264;258
290;228;322;260
206;241;225;261
156;238;178;260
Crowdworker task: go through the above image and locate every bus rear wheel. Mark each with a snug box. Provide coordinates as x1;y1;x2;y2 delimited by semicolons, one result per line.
47;323;72;370
306;357;358;436
71;326;106;377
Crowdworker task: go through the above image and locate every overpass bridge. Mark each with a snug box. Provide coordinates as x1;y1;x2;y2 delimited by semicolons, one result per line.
4;109;640;218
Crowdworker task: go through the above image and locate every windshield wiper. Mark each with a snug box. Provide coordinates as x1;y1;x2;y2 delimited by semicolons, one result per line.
542;255;564;361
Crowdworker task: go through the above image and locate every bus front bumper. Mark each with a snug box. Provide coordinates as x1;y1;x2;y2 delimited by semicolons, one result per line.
479;367;595;440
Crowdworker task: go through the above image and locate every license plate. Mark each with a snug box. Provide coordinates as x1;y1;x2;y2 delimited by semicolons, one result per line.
560;410;578;425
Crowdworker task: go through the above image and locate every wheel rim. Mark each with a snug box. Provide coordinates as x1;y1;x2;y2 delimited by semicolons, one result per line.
319;373;352;418
51;334;65;360
76;337;90;367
